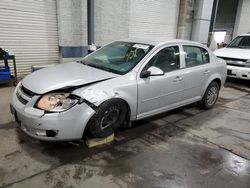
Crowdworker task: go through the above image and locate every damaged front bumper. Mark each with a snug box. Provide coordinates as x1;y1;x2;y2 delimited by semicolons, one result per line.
10;86;95;141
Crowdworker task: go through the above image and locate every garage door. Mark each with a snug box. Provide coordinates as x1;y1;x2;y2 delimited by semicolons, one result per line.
0;0;59;78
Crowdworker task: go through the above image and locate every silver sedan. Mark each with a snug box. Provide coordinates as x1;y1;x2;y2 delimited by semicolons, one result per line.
10;39;227;141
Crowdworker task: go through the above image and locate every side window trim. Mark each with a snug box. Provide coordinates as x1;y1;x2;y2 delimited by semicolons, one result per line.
182;45;210;68
201;48;210;63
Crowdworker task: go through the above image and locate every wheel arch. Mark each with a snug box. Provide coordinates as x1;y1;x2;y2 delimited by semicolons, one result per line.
82;97;132;137
95;97;132;120
202;74;222;96
212;78;221;89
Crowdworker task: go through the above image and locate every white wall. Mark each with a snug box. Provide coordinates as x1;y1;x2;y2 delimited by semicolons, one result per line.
129;0;180;41
234;0;250;37
57;0;88;63
94;0;180;46
57;0;87;47
94;0;130;46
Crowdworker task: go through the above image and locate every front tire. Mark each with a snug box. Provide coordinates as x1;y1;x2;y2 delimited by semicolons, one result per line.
200;82;219;109
86;99;127;138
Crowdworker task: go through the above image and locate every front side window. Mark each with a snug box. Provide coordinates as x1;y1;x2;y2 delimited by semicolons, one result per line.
82;42;154;74
146;46;180;73
227;36;250;49
183;46;210;67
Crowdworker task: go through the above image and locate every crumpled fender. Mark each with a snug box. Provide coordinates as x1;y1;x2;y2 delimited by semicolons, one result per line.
72;72;138;120
74;87;119;106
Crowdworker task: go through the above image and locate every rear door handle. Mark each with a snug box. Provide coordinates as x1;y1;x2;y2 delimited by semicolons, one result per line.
173;76;183;82
204;70;210;75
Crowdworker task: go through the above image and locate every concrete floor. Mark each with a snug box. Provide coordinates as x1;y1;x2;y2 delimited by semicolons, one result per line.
0;78;250;188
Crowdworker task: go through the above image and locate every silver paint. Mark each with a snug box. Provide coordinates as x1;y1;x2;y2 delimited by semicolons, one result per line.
11;39;227;141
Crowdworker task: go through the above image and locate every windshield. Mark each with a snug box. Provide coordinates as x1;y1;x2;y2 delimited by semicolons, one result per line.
227;36;250;49
81;41;154;74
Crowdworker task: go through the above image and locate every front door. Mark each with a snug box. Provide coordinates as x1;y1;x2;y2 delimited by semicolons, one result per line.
137;46;184;118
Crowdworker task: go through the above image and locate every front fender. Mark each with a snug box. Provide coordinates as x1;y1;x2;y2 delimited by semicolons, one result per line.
76;88;114;106
72;72;138;120
73;87;137;120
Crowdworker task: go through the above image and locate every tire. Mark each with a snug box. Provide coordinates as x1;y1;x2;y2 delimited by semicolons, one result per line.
200;82;220;109
86;99;127;138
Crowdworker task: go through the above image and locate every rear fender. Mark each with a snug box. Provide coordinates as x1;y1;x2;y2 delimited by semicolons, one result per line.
202;73;222;96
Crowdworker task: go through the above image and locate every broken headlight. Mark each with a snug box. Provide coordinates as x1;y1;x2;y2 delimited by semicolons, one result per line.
36;93;79;112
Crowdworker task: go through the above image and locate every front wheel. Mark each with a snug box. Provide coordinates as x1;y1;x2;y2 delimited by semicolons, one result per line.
86;99;127;138
200;82;220;109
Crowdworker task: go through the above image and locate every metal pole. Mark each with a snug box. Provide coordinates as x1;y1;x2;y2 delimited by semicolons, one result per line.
87;0;95;45
209;0;219;32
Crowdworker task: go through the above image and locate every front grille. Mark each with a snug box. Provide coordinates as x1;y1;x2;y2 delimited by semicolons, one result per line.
227;63;246;67
218;57;249;67
217;56;247;62
20;85;36;98
16;85;37;105
16;92;28;105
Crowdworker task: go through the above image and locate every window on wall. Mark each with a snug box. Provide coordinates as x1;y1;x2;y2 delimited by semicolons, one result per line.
183;46;210;68
146;46;180;73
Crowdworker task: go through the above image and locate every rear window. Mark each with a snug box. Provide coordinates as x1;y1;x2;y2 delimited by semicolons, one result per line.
183;46;210;68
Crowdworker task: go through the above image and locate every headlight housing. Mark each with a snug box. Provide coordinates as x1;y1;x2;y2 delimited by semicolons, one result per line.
36;93;79;112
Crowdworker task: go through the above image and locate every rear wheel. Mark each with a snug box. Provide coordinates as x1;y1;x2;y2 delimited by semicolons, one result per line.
86;99;127;138
200;82;219;109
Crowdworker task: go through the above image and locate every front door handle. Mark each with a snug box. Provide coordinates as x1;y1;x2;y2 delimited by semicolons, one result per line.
173;76;183;82
204;70;210;75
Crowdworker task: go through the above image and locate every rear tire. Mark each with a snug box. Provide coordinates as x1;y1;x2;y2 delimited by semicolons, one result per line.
86;99;127;138
200;82;219;109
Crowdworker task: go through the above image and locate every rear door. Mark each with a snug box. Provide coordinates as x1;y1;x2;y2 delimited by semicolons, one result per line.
181;45;211;101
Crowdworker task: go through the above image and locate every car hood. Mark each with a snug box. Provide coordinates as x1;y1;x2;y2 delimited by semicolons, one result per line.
214;47;250;60
22;62;119;94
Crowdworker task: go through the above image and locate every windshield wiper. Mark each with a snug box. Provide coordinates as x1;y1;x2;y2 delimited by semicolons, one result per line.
238;46;250;49
227;46;248;49
77;60;121;74
87;64;119;73
77;60;89;65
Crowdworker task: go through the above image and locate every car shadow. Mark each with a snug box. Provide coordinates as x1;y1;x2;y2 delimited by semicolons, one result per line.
226;77;250;88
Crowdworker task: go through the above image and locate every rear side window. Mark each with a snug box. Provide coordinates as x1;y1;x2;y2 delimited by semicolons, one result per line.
183;46;210;68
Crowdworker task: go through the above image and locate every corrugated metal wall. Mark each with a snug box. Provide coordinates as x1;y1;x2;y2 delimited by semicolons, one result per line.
0;0;59;78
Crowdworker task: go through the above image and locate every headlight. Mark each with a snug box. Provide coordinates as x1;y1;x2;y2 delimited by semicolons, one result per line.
36;93;79;112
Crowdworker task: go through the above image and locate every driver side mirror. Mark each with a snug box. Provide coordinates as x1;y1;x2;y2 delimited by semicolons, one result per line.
140;66;164;78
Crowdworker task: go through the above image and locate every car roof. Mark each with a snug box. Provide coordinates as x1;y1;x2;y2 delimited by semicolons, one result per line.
118;38;202;46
